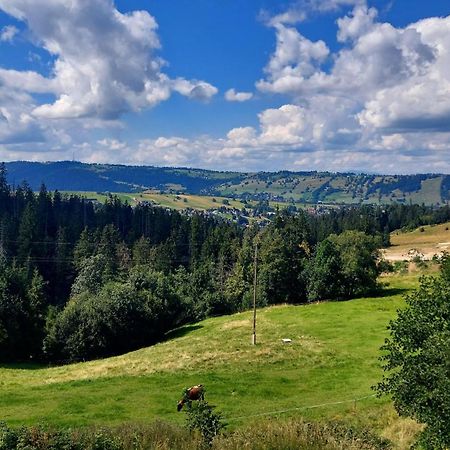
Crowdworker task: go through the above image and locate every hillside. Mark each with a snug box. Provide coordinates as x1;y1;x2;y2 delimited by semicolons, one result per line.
383;221;450;261
0;273;423;449
61;190;246;210
5;161;450;205
218;172;450;206
5;161;245;195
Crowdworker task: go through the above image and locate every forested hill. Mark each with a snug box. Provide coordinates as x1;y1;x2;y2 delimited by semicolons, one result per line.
5;161;450;205
4;161;245;194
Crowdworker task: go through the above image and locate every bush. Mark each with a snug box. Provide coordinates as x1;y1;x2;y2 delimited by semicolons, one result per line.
329;231;382;297
392;260;408;274
0;423;122;450
377;275;450;448
440;252;450;280
45;268;184;361
185;401;225;447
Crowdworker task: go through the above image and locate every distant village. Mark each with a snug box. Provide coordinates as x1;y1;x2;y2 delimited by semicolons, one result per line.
132;195;333;227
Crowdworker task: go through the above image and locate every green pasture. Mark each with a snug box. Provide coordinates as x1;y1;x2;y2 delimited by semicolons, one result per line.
61;190;299;213
61;191;245;211
0;272;425;447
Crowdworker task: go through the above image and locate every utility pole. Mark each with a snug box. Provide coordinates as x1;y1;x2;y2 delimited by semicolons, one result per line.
252;243;258;345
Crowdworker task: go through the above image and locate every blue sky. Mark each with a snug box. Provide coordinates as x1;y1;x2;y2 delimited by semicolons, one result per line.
0;0;450;173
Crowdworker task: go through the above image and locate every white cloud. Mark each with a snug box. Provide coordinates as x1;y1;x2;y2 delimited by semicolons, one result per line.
257;23;329;95
252;4;450;167
357;16;450;132
172;78;218;101
1;1;450;175
226;127;257;146
0;25;18;42
0;68;55;93
307;0;366;13
0;0;217;121
97;138;127;151
259;104;307;145
0;85;45;145
224;89;253;102
337;5;377;42
267;0;365;27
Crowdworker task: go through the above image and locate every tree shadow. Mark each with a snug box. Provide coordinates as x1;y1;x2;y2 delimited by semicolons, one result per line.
164;324;203;341
375;287;410;298
0;362;45;370
0;325;204;369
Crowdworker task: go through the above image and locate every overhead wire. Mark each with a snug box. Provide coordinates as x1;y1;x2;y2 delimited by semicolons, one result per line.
226;394;377;422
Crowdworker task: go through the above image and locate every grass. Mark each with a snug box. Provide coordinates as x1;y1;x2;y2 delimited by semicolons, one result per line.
410;177;443;205
218;174;447;206
0;272;425;448
384;221;450;261
61;190;303;215
61;191;244;210
0;419;392;449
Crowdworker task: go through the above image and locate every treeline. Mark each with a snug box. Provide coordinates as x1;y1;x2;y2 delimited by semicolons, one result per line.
1;163;450;363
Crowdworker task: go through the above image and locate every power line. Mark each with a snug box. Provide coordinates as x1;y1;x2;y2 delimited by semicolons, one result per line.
226;394;377;422
0;240;76;246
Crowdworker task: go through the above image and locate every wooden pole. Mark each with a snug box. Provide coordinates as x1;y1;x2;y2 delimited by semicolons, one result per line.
252;243;258;345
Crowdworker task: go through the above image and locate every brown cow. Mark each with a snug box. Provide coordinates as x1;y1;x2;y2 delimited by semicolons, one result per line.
177;384;204;411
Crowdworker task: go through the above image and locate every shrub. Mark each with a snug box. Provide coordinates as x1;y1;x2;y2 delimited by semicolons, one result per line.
185;401;225;447
377;275;450;448
45;268;184;361
392;260;408;273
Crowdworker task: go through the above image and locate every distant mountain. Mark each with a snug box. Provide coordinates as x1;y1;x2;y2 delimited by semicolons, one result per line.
5;161;245;194
217;172;450;206
4;161;450;206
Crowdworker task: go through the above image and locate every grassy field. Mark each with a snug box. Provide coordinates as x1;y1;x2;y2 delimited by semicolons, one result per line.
61;190;299;217
383;221;450;261
216;174;447;206
0;272;428;448
61;191;245;211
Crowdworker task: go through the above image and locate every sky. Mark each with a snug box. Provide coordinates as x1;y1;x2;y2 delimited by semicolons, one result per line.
0;0;450;174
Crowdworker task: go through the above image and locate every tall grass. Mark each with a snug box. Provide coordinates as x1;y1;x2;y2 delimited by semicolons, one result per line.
213;419;391;450
0;419;391;450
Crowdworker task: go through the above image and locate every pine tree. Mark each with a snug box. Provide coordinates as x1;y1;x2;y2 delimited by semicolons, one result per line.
73;228;94;270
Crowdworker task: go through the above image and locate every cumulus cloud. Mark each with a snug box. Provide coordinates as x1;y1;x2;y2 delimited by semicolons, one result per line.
114;5;450;174
253;3;450;167
0;0;217;121
0;25;18;42
267;0;365;27
0;86;45;145
226;127;257;146
172;78;218;101
257;23;329;95
258;105;307;145
224;89;253;102
306;0;366;13
356;16;450;132
1;0;450;175
337;5;377;42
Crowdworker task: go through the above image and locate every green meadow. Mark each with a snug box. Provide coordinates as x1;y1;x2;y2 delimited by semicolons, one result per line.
60;190;298;213
60;191;246;211
0;272;426;448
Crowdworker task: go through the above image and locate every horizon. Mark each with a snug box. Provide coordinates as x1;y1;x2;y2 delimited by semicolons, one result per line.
1;1;450;173
4;159;448;178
